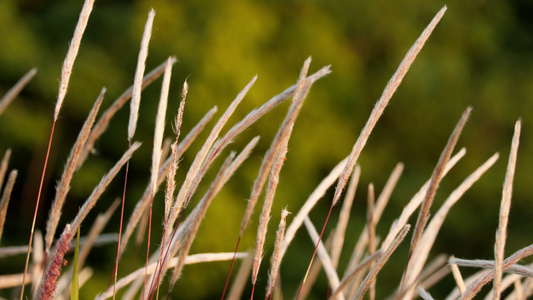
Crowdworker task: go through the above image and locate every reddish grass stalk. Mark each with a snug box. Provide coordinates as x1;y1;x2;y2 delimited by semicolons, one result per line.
295;201;335;300
112;157;130;299
20;0;95;297
21;120;56;300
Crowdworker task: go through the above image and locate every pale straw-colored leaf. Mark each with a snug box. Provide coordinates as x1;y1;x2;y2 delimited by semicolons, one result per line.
164;89;187;224
0;169;17;242
167;76;257;239
407;107;471;282
155;137;259;296
96;252;248;300
460;243;533;299
32;230;44;296
54;0;95;121
266;209;290;298
280;157;347;260
417;285;435;300
228;249;254;300
381;148;465;251
45;88;105;253
70;142;141;233
252;59;311;284
402;152;498;296
449;258;533;278
367;183;377;300
303;217;344;300
78;58;176;169
331;165;360;268
0;149;12;193
392;254;448;300
330;251;382;300
0;245;27;258
450;256;467;295
343;163;402;283
353;224;410;300
128;9;155;141
0;68;37;117
332;6;447;207
120;106;216;256
151;57;173;195
494;120;521;299
421;265;451;295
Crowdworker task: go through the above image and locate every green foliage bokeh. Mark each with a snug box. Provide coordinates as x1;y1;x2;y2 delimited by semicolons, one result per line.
0;0;532;299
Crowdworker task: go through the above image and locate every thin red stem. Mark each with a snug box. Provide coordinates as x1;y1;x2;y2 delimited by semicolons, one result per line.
20;120;56;300
142;192;155;300
111;139;131;299
250;282;256;300
220;233;243;300
296;203;335;300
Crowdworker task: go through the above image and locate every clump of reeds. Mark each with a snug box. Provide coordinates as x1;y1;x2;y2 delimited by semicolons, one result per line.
1;1;533;300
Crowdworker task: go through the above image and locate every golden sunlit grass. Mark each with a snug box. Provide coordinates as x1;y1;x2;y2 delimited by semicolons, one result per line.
1;1;532;300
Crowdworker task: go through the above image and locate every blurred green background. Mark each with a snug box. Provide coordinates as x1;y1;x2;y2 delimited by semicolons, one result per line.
0;0;532;299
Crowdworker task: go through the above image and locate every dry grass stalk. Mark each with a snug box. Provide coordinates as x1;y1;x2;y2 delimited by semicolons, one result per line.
70;142;141;233
401;151;498;297
421;265;451;295
79;199;120;271
0;149;12;193
31;230;44;296
164;84;187;225
266;209;290;298
494;120;521;299
228;249;254;300
448;258;533;278
21;2;96;296
142;56;173;297
367;183;377;300
392;254;448;300
54;0;95;121
151;57;174;195
0;68;37;117
120;106;217;256
55;267;93;300
97;252;248;300
459;243;533;299
298;235;336;300
280;157;347;260
343;163;402;291
303;217;344;300
152;137;259;297
406;107;472;286
0;170;17;242
212;66;331;180
0;245;27;258
251;144;287;290
78;58;176;169
166;76;257;239
417;285;435;300
233;64;331;236
252;58;312;289
381;148;466;251
165;139;260;293
128;9;155;142
0;273;32;289
332;5;447;207
450;256;466;295
514;279;524;300
330;251;382;300
331;165;361;268
353;224;411;300
36;224;72;300
45;88;105;253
